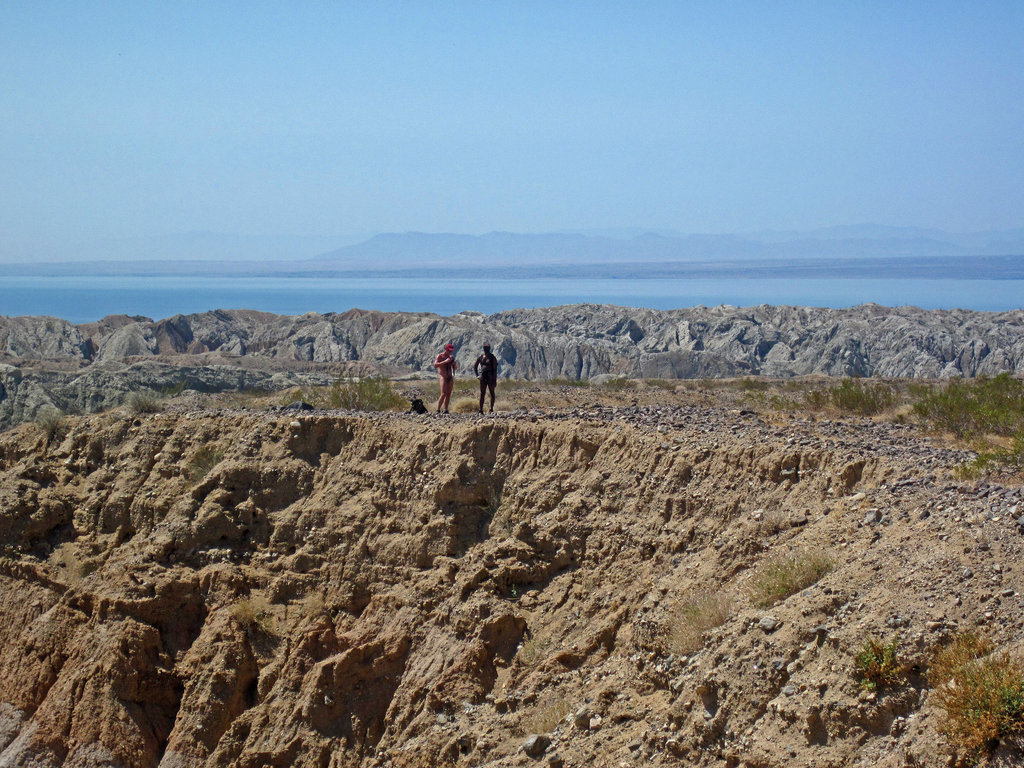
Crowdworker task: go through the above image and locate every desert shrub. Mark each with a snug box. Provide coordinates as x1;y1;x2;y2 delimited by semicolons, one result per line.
913;374;1024;438
548;377;590;388
328;376;405;411
754;508;789;536
854;637;904;692
738;377;770;391
126;391;162;414
298;592;328;621
187;446;224;482
35;406;67;443
520;692;574;735
804;378;896;415
931;631;1024;762
645;378;678;390
452;397;479;413
748;549;834;607
601;376;636;390
230;596;276;634
668;592;734;655
518;632;553;666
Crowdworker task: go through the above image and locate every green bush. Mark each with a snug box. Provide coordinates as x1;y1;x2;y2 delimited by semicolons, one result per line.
854;637;904;692
913;373;1024;438
548;377;590;387
931;631;1024;763
328;376;405;411
805;378;896;415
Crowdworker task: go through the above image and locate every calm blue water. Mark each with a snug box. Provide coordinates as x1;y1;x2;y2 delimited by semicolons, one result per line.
1;276;1022;324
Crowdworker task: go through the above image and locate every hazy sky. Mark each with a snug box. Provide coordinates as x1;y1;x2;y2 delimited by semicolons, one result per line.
2;1;1023;259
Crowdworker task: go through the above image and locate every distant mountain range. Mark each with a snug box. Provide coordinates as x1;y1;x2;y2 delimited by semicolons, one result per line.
4;225;1024;279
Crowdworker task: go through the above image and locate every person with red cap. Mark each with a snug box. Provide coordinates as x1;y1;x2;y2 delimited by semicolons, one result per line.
432;343;458;413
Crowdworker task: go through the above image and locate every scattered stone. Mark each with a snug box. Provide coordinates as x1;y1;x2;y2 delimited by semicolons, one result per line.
523;734;550;758
759;616;781;632
863;509;882;525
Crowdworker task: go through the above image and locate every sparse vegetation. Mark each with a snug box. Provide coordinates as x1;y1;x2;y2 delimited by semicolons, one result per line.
914;374;1024;476
35;406;67;443
327;376;405;411
930;631;1024;763
230;596;276;635
518;632;553;666
913;373;1024;438
754;508;789;535
520;692;575;735
747;549;834;607
125;391;162;414
548;377;590;387
805;378;897;415
601;376;636;390
187;446;225;482
854;637;904;692
452;397;479;413
668;592;734;655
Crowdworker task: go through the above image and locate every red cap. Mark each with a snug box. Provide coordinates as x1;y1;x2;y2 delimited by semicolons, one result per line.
445;343;454;351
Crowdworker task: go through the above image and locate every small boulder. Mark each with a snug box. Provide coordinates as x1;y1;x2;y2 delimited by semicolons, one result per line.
523;734;550;758
759;616;781;633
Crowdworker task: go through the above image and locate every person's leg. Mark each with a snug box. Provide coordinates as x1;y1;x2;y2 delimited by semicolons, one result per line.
478;377;486;413
437;376;445;412
487;381;496;412
442;377;454;411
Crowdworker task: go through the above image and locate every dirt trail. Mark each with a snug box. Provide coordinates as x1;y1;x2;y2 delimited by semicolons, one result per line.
0;398;1021;767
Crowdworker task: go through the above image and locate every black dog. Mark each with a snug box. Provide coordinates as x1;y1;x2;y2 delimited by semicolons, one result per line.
409;397;428;414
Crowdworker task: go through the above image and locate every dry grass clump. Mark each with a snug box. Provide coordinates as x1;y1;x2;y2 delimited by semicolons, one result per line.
520;691;575;735
187;445;225;482
125;391;163;414
518;632;553;666
930;631;1024;763
230;596;276;635
747;549;834;607
452;397;479;413
854;637;904;692
328;376;405;411
35;406;67;443
668;592;734;654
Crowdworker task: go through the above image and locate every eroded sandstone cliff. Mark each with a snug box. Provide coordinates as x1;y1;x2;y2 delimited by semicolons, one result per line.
0;394;1022;767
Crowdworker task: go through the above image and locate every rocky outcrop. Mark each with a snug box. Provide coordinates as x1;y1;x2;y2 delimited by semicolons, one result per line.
0;400;1021;767
5;304;1024;380
0;361;335;430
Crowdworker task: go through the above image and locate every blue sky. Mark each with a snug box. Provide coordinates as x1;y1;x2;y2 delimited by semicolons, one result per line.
2;1;1023;259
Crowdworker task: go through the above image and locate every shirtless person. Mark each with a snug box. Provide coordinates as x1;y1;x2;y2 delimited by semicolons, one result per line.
474;343;498;414
433;343;457;413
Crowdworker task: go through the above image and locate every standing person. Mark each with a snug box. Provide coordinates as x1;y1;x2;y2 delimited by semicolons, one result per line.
433;343;457;413
474;343;498;414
